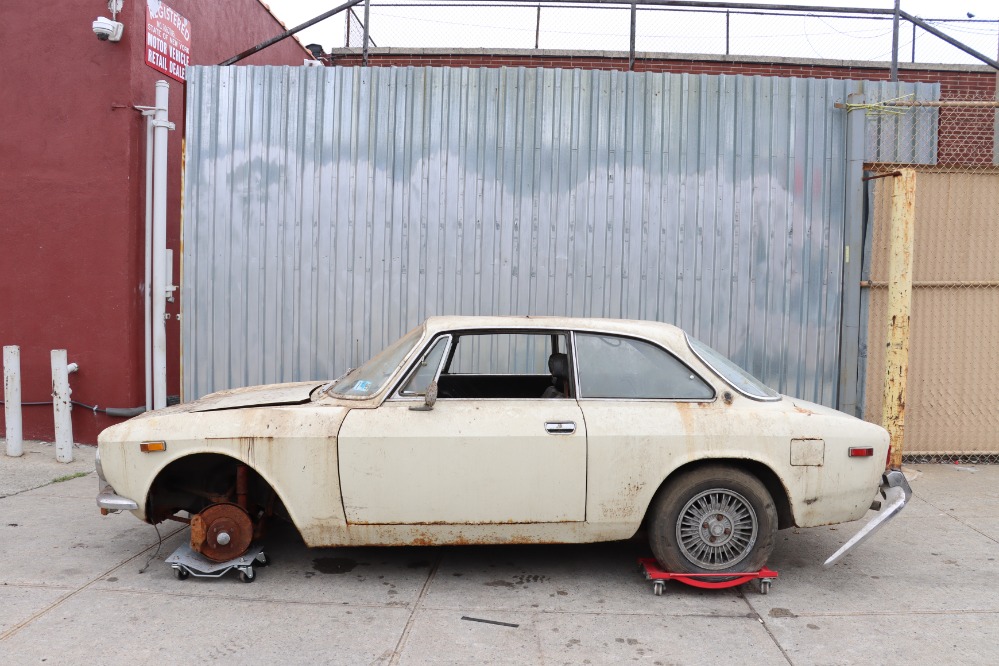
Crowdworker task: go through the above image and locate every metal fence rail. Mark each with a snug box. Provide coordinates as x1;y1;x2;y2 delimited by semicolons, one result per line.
299;1;999;69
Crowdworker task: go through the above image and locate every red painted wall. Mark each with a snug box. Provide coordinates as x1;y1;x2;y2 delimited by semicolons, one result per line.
0;1;308;444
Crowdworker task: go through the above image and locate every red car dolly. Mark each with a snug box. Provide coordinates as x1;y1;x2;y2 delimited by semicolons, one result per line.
639;558;778;595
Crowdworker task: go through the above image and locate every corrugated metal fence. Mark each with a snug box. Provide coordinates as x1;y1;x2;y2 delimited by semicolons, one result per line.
182;65;924;406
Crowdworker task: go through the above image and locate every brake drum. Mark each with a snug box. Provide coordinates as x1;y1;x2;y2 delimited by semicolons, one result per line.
190;502;253;562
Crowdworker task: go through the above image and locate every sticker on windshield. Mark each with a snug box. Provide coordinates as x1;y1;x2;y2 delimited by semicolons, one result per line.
351;380;372;393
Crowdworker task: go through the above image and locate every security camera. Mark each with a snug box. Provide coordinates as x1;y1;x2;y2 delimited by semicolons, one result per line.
93;17;124;42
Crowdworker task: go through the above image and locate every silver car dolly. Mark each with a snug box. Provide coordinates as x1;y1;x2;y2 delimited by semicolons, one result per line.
166;543;269;583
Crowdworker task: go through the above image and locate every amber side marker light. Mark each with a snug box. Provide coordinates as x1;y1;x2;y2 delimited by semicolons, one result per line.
848;447;874;457
140;441;167;453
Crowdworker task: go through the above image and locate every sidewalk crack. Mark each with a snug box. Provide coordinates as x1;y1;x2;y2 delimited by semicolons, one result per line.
384;550;442;666
738;587;795;666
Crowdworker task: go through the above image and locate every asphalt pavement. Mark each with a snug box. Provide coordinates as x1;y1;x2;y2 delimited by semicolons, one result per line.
1;439;997;665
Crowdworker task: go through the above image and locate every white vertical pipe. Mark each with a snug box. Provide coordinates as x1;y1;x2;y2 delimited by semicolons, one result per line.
152;80;169;410
144;111;154;412
4;345;23;457
51;349;74;463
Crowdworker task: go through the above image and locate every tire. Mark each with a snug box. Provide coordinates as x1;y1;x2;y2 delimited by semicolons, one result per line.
648;465;777;575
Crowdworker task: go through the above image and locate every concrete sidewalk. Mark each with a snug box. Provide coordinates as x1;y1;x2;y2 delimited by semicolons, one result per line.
1;444;997;665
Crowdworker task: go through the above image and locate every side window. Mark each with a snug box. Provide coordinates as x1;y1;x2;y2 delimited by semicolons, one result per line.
574;334;714;400
447;333;556;375
399;337;449;396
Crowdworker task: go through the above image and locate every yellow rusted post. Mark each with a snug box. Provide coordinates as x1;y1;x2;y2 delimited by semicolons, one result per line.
883;169;916;470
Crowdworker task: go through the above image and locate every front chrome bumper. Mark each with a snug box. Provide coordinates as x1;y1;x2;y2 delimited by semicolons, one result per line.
824;470;913;566
97;485;139;512
95;448;138;513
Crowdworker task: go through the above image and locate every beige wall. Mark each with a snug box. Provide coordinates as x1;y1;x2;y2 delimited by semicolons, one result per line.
864;171;999;454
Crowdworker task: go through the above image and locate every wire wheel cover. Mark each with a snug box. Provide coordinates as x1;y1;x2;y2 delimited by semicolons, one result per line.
676;489;759;570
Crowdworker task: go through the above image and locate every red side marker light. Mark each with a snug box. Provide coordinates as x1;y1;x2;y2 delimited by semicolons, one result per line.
140;441;167;453
849;447;874;457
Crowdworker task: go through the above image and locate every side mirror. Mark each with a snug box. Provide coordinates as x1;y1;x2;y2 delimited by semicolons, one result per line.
408;380;438;411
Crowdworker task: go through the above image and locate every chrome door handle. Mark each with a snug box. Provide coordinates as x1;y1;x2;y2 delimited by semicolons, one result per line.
545;421;576;435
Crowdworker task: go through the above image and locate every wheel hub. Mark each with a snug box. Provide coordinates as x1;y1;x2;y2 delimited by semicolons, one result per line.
190;502;253;562
676;489;758;570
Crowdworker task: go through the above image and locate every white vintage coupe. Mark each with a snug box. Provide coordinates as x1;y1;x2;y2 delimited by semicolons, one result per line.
97;317;908;576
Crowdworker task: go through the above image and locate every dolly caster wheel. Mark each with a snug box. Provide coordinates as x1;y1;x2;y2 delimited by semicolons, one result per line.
653;581;665;596
174;568;189;581
760;580;771;595
238;569;256;583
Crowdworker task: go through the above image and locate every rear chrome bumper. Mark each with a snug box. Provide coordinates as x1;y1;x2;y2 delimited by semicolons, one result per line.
824;470;913;566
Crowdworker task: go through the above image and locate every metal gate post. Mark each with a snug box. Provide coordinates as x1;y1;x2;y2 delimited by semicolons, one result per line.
883;169;916;469
362;0;371;66
837;83;866;418
629;3;637;71
890;0;900;81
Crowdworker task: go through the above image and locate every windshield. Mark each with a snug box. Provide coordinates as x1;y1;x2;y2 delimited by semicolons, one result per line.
328;325;424;398
685;334;781;401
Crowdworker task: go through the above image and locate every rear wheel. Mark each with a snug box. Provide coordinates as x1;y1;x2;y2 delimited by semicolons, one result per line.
649;465;777;575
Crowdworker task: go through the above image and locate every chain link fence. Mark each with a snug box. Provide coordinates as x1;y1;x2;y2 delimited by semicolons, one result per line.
315;2;999;66
862;86;999;463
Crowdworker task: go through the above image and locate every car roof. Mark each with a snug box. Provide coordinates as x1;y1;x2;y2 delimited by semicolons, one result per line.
422;315;688;344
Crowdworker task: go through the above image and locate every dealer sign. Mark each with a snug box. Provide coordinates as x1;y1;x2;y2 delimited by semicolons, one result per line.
145;0;191;83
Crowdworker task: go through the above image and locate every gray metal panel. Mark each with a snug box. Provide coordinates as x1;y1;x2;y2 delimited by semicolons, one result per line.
183;66;862;406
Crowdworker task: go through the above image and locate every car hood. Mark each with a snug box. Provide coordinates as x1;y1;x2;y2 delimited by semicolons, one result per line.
185;381;323;413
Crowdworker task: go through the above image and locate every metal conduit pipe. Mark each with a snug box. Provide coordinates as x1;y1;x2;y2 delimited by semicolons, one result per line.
144;105;154;412
151;81;173;410
0;400;147;418
132;101;159;414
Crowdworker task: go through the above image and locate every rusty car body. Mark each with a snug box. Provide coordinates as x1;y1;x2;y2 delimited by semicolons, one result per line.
96;316;907;574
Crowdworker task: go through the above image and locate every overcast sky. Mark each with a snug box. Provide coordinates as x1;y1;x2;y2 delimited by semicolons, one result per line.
262;0;998;65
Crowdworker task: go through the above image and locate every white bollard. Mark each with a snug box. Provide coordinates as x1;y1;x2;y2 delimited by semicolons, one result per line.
51;349;74;463
4;345;23;457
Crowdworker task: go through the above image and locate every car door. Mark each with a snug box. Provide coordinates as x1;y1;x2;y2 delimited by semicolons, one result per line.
337;331;587;525
571;331;719;524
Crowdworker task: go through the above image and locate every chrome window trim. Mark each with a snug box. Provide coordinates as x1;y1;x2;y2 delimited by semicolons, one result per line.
685;333;781;402
388;334;453;400
570;331;582;400
575;397;716;403
391;397;579;403
380;324;727;404
387;329;571;401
